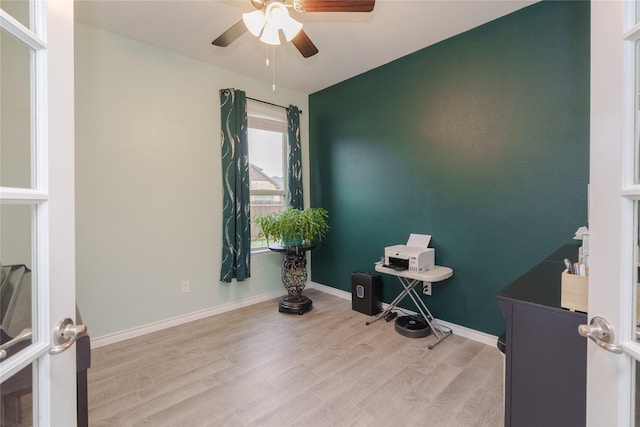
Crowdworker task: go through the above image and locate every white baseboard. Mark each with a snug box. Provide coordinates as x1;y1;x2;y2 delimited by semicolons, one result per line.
90;289;286;348
93;283;498;350
308;281;354;299
308;281;498;348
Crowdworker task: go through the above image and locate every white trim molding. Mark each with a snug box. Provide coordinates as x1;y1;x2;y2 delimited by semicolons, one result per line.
90;289;286;348
92;282;499;350
308;281;499;347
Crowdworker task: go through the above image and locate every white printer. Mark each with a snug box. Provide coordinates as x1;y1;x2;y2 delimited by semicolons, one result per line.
384;233;435;273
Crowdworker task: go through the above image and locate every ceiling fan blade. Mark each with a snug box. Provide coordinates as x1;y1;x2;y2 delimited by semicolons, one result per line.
212;20;247;47
291;29;319;58
299;0;375;12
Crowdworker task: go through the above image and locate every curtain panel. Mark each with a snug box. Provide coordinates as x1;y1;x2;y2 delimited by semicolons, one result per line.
286;105;303;210
219;88;251;282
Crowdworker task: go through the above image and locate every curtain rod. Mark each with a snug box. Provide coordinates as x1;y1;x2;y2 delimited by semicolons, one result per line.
246;97;303;114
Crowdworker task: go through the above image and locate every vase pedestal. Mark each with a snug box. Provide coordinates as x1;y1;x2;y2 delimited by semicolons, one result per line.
269;242;316;315
279;295;312;315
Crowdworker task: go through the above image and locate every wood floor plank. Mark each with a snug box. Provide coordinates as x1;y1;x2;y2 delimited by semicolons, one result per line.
88;288;504;426
450;386;504;427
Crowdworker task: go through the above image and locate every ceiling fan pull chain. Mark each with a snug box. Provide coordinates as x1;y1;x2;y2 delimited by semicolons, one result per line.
272;46;276;91
265;43;269;67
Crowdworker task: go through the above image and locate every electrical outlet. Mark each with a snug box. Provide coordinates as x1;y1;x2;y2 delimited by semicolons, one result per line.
423;282;432;295
181;280;190;293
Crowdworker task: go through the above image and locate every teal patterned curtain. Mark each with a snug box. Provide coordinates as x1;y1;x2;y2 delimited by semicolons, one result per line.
286;105;303;209
219;89;250;282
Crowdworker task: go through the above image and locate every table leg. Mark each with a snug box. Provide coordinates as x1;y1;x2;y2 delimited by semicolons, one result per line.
365;284;411;325
400;277;453;349
366;275;452;348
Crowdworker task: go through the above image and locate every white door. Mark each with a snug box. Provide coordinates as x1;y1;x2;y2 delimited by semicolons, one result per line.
0;0;78;426
589;1;640;425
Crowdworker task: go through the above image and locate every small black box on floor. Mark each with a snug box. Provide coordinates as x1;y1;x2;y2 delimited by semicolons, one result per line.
351;272;382;315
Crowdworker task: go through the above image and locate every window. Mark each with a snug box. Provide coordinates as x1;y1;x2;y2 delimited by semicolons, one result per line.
248;100;288;251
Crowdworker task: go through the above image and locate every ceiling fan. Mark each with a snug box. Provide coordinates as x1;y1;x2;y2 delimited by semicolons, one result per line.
212;0;376;58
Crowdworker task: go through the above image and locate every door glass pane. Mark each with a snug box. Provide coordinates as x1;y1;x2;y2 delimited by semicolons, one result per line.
636;204;640;424
1;27;34;189
0;204;34;364
637;40;640;184
0;0;31;30
631;360;640;427
0;362;34;426
636;203;640;343
633;8;640;426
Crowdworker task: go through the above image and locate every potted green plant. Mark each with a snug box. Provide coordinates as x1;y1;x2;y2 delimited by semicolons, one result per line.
254;207;329;247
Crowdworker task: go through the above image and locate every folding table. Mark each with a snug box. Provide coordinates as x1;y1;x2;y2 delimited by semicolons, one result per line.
369;263;454;349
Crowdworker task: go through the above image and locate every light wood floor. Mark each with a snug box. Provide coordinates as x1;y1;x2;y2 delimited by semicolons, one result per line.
88;289;505;426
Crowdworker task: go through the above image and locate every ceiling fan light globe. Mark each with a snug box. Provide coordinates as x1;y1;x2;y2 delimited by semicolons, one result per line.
242;10;265;37
265;2;289;29
260;23;281;45
282;16;302;41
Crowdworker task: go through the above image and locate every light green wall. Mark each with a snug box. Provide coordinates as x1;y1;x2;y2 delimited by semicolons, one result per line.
74;23;309;339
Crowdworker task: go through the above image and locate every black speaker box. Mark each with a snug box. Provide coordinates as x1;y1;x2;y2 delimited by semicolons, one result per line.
351;272;382;315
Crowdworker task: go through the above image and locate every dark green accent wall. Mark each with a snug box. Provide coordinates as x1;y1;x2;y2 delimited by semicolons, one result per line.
308;0;589;336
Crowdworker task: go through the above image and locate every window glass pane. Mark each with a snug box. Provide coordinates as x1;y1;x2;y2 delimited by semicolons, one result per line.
248;126;286;251
247;101;288;251
248;129;285;192
0;363;33;426
1;27;34;189
251;198;286;250
1;0;31;30
0;204;34;361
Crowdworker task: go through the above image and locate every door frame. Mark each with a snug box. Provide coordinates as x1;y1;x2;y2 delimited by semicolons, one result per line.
45;1;77;425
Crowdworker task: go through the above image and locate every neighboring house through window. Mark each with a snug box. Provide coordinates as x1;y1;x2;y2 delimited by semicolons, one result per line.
248;100;287;251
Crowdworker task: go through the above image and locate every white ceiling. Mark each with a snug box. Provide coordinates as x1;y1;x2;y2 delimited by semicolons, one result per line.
75;0;538;94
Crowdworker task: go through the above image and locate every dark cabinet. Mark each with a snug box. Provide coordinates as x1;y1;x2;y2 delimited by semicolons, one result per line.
496;245;586;427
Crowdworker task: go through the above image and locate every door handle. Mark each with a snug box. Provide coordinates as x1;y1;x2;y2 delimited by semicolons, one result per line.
578;316;624;354
49;318;88;355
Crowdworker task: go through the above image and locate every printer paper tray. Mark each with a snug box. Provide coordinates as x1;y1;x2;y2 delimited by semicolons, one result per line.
382;264;407;271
